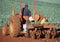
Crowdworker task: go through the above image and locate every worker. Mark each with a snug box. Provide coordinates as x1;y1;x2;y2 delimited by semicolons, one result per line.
21;4;31;23
21;4;31;33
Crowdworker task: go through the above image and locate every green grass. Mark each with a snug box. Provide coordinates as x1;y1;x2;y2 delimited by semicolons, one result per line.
0;0;60;28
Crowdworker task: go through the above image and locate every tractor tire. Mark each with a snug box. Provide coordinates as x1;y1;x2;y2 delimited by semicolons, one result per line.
29;30;36;39
51;30;57;39
9;15;21;37
2;24;9;36
24;32;29;38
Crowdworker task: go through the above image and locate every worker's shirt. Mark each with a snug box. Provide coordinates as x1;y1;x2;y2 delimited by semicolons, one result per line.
22;8;25;16
23;8;31;16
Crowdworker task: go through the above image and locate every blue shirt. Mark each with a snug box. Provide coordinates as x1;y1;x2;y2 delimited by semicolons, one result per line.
23;8;31;16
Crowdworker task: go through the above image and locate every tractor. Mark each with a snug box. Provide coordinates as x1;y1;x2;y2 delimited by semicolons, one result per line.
2;0;58;39
26;13;58;39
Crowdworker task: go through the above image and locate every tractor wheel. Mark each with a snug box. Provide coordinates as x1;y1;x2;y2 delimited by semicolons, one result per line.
24;32;29;38
51;30;57;39
29;30;36;39
36;31;41;39
2;24;9;36
9;15;21;37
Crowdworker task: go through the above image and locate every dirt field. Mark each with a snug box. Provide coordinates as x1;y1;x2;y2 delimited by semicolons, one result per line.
0;29;60;42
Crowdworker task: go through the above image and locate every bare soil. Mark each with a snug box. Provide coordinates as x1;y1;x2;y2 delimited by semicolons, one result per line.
0;29;60;42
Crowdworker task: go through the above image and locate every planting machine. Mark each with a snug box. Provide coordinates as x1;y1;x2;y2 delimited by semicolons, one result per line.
2;0;58;39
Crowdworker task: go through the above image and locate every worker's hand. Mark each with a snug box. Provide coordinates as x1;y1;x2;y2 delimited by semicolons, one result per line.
29;16;34;21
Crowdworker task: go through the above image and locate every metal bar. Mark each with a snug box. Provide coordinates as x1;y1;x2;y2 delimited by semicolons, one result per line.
20;0;22;14
34;0;36;13
12;0;15;16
